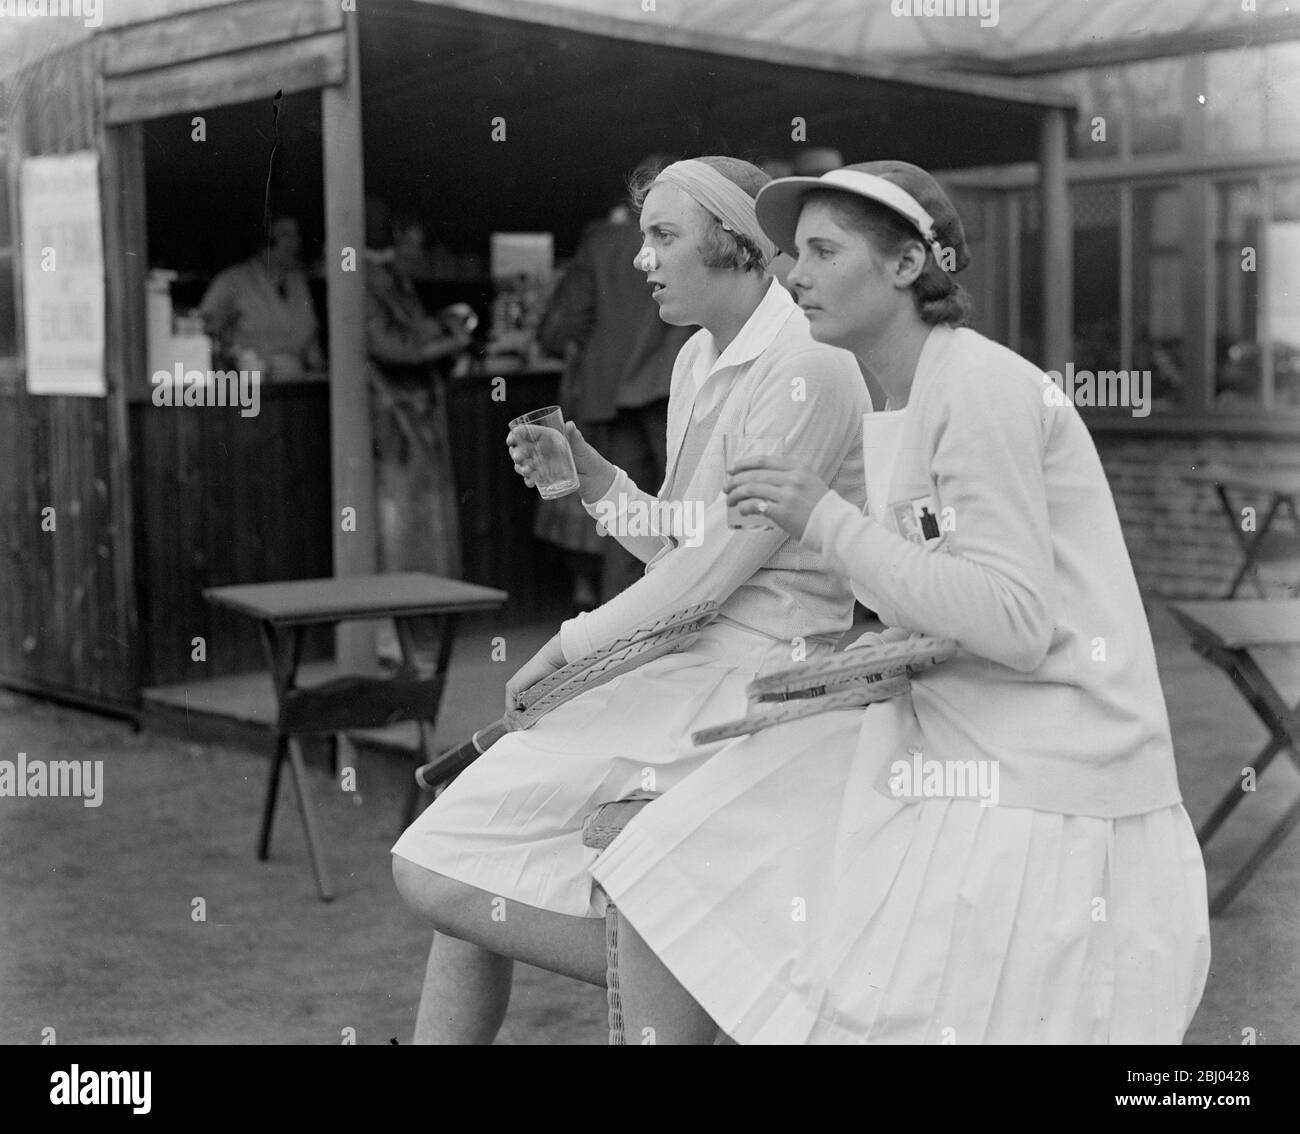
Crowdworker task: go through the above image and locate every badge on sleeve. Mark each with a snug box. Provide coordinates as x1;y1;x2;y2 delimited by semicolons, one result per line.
890;494;944;545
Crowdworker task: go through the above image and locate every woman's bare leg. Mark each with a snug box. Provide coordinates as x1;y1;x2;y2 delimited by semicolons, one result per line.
414;934;513;1044
393;857;608;1044
615;911;719;1045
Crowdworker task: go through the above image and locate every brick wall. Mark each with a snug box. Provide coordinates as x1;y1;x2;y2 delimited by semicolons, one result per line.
1094;433;1300;599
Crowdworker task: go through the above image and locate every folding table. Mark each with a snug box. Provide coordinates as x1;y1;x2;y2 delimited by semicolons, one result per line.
1169;600;1300;916
1184;468;1300;598
204;572;507;900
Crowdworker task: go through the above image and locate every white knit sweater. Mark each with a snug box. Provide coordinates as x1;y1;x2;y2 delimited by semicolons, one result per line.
560;280;871;661
803;324;1183;818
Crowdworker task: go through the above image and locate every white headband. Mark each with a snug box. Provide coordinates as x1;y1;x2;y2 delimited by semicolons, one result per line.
652;159;777;267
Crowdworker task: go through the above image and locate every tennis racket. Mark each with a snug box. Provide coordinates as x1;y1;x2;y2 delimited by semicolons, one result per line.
691;633;956;745
415;601;720;791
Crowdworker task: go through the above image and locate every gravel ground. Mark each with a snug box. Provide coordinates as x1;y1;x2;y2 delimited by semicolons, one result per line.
0;604;1296;1045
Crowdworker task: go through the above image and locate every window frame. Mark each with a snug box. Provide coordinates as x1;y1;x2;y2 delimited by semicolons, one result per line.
0;121;23;393
940;147;1300;436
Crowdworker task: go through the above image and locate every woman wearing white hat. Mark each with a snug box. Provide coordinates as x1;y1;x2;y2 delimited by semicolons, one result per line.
592;161;1211;1044
392;156;872;1043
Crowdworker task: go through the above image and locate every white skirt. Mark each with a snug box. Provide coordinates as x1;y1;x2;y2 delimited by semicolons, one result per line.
391;619;832;918
592;695;1212;1044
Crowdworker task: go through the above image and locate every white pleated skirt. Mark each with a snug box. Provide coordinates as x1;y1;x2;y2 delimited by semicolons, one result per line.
391;618;830;918
592;695;1212;1044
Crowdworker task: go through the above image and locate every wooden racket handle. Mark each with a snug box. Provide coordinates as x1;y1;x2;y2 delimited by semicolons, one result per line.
414;718;511;791
747;635;956;700
691;674;911;746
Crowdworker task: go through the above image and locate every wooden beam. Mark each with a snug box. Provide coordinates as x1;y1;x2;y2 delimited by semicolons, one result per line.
103;30;345;126
97;116;148;705
395;0;1076;109
1118;183;1133;374
1259;176;1276;411
1038;107;1073;374
321;13;376;683
937;147;1300;191
1003;193;1021;353
1183;54;1213;415
1003;17;1300;77
102;0;342;78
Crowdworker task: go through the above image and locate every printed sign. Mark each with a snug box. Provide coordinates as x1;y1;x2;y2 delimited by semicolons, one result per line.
20;151;105;397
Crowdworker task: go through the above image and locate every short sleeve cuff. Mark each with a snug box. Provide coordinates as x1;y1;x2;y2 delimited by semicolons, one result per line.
559;613;594;663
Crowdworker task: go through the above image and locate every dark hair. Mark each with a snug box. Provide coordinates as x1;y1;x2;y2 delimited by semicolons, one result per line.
390;213;425;243
628;155;771;274
802;188;973;326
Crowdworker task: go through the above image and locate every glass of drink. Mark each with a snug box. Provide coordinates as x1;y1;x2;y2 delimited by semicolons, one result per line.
723;434;785;530
508;405;580;499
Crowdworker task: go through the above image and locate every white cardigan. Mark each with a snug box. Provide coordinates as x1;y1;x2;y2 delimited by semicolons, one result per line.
560;280;871;661
803;324;1183;818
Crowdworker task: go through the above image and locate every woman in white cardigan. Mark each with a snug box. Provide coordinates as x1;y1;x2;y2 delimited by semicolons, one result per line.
391;157;871;1043
592;161;1211;1044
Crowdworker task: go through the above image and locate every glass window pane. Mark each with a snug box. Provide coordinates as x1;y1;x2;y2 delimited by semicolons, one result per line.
1265;43;1300;152
1214;180;1263;407
1122;58;1185;155
1206;48;1266;154
1133;185;1185;408
1072;185;1121;373
1269;175;1300;409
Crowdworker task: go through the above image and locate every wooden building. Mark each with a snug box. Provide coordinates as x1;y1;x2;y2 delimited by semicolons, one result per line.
3;0;1288;717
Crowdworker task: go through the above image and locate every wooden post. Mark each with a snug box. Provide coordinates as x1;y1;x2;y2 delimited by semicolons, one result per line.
1182;55;1214;414
98;119;148;711
1038;107;1072;374
1004;193;1021;354
322;11;373;785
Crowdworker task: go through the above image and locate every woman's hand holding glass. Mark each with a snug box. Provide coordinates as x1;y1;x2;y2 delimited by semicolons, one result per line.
724;455;832;542
507;419;616;503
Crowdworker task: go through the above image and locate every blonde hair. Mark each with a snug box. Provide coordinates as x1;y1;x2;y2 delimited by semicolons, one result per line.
629;156;772;274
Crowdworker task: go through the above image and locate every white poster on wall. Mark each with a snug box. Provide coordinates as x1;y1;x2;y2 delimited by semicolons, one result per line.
20;151;105;397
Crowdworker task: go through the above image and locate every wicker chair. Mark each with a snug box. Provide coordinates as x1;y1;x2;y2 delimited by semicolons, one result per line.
582;792;737;1045
581;791;660;1045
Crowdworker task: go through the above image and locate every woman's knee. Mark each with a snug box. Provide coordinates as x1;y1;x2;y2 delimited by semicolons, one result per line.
392;856;466;928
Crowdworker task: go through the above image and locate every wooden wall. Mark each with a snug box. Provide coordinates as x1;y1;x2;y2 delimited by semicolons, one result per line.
446;368;570;622
130;371;569;687
129;382;335;685
0;44;140;713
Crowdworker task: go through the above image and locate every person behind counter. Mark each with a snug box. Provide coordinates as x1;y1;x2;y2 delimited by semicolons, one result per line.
366;213;473;582
198;213;323;381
